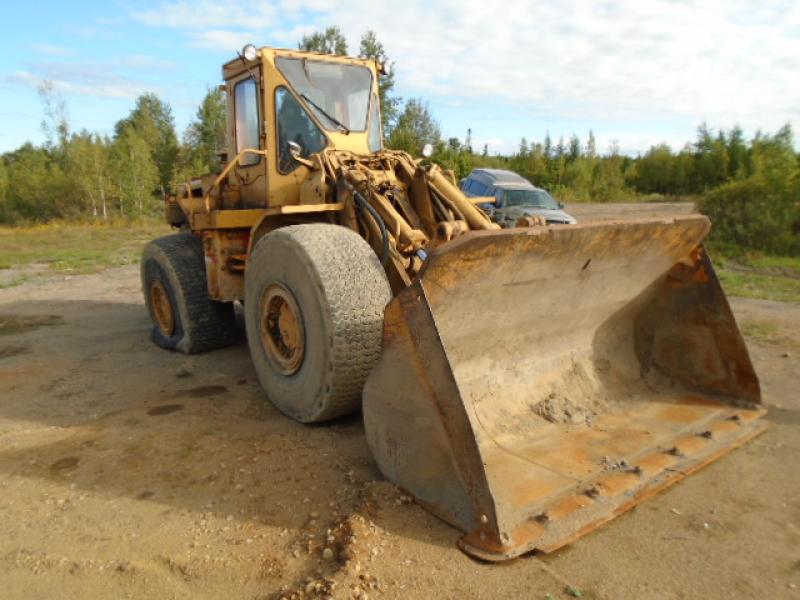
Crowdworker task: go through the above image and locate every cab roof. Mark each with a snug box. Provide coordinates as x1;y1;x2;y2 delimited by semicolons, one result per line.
222;46;378;81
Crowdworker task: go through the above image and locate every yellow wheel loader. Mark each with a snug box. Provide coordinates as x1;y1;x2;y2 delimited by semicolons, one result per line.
141;45;767;560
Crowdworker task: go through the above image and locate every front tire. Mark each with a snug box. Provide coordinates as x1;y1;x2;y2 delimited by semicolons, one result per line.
244;224;391;423
141;233;236;354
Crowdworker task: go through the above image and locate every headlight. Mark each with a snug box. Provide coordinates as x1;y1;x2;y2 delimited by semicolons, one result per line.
242;44;258;61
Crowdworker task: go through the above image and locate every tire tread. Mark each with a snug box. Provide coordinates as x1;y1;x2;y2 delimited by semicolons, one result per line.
245;224;391;422
141;233;235;354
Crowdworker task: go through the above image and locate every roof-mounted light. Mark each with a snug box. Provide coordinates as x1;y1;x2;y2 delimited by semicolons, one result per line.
242;44;258;61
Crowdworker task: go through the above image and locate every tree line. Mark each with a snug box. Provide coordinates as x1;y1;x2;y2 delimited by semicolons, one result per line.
1;27;797;255
0;81;225;224
415;122;798;255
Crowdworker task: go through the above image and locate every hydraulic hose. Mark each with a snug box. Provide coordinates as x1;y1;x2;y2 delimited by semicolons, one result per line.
353;189;390;266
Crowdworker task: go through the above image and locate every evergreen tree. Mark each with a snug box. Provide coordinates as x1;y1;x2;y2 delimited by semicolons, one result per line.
386;99;441;154
726;125;748;179
586;130;597;158
432;138;473;180
552;136;567;185
359;30;400;131
299;26;348;55
543;132;552;161
693;123;729;190
568;134;581;163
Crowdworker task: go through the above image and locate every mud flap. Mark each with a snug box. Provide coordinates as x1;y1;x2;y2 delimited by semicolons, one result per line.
363;215;766;560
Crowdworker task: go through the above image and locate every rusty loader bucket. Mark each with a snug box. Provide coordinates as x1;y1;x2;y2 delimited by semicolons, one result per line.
363;215;766;560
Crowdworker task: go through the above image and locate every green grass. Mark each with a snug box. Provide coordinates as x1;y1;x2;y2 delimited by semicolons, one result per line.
716;253;800;304
745;254;800;271
1;219;798;306
0;219;170;287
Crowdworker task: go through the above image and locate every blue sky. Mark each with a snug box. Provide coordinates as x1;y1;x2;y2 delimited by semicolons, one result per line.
1;1;798;155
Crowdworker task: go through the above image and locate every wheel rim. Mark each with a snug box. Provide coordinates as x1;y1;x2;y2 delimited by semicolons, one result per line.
259;283;305;375
150;279;176;336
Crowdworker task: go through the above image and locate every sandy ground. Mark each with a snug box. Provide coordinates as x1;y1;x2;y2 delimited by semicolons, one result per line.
0;255;798;599
566;202;695;222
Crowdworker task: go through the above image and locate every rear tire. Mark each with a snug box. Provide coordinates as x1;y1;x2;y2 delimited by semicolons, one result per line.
244;224;391;423
141;233;236;354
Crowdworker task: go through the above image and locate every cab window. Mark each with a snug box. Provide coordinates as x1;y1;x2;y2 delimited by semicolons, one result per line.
275;57;373;132
234;79;260;167
275;87;327;174
367;94;382;152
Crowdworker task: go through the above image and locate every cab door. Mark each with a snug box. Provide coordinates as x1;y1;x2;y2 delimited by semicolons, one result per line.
229;72;268;208
264;87;328;207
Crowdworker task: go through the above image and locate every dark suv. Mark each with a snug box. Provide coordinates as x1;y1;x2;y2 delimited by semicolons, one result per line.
461;168;577;226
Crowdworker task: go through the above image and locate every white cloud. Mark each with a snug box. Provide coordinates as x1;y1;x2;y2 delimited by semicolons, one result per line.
63;23;123;41
132;1;277;30
186;29;258;50
6;56;175;101
8;70;159;100
121;55;176;70
325;0;800;127
29;44;75;57
131;0;800;149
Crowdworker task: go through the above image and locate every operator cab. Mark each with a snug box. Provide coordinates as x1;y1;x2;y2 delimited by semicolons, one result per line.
221;45;384;207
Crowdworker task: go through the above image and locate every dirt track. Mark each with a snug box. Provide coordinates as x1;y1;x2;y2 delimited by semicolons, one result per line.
566;201;695;222
1;225;799;599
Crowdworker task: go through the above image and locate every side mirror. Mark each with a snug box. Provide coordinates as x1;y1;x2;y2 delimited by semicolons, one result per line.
288;140;303;159
558;202;565;209
286;140;316;169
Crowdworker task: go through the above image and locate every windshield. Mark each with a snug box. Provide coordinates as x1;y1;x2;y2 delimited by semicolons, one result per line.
275;57;374;132
502;189;560;210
